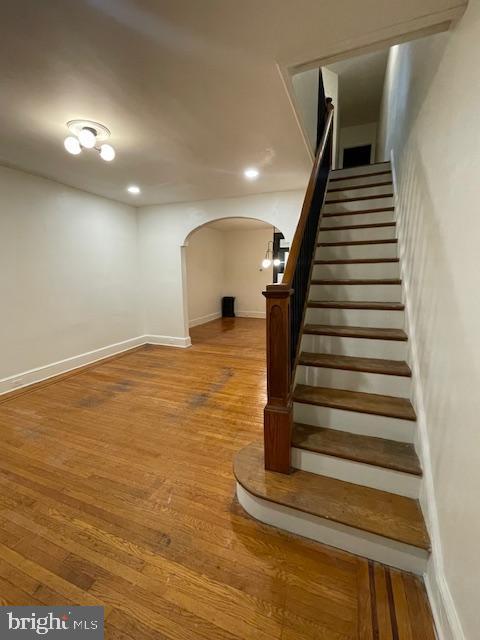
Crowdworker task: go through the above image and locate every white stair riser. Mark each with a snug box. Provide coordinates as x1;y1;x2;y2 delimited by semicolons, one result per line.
329;173;392;189
305;307;405;329
325;196;393;214
331;162;391;180
318;226;396;242
237;483;427;574
293;403;415;442
301;334;407;359
327;184;393;200
296;365;411;398
316;243;398;260
291;448;420;499
322;210;395;227
313;262;400;279
309;283;402;302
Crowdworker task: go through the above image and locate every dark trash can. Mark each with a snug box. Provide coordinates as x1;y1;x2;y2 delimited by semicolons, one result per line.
222;296;235;318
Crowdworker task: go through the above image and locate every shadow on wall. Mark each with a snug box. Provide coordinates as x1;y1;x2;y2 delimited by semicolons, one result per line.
377;36;448;162
184;218;283;330
395;138;480;599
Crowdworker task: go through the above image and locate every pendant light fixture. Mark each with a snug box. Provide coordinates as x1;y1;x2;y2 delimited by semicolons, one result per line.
261;236;281;269
63;120;116;162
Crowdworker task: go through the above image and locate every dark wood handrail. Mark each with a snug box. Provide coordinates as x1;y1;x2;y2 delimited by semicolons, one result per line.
262;99;334;473
282;102;334;286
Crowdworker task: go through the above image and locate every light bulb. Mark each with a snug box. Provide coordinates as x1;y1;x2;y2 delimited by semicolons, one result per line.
100;144;115;161
261;258;272;269
127;185;140;194
273;258;281;267
244;167;259;180
64;136;82;155
78;127;96;148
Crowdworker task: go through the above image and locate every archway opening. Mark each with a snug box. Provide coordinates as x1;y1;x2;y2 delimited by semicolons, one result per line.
183;217;288;339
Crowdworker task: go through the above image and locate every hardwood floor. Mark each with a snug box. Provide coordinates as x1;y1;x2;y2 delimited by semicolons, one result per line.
0;318;435;639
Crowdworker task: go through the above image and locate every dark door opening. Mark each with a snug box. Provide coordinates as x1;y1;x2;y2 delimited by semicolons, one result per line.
343;144;372;168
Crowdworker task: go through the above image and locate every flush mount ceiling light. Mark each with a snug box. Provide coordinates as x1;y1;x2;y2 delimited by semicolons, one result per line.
64;120;116;162
127;185;140;194
244;167;259;180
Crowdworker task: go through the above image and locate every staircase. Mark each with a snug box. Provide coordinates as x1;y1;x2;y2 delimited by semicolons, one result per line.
235;161;430;574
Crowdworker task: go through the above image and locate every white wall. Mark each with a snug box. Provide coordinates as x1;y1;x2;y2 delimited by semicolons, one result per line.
0;165;140;388
185;226;225;327
185;225;274;325
0;171;303;389
291;67;339;168
291;69;319;156
138;190;303;342
223;228;273;317
321;67;340;169
338;122;378;168
376;7;480;638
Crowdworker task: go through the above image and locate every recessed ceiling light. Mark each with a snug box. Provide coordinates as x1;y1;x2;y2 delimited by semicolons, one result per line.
244;167;259;180
127;185;140;194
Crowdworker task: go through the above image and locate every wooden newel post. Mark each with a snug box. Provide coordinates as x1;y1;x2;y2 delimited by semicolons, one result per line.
263;283;293;473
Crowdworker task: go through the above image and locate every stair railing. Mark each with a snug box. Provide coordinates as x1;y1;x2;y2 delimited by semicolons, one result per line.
263;98;334;473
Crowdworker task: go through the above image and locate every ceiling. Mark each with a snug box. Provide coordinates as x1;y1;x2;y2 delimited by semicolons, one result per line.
327;50;389;127
208;218;272;231
0;0;463;205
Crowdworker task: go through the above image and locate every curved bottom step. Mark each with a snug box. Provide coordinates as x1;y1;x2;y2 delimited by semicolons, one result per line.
234;442;429;575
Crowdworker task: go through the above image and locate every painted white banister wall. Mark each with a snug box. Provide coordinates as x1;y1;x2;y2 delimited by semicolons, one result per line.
376;4;480;638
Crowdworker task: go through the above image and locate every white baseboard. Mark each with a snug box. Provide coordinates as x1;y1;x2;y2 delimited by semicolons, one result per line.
188;311;222;328
0;333;192;397
188;311;265;327
0;336;145;396
145;334;192;348
236;310;266;319
390;150;464;640
425;557;465;640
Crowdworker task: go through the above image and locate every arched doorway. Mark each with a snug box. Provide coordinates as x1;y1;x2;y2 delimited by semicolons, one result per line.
182;217;287;336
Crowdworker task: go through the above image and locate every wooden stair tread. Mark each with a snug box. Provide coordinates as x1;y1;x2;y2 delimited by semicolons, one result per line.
308;300;405;311
320;222;396;231
329;170;392;183
303;324;407;341
315;258;399;265
328;180;393;192
293;384;416;421
311;278;401;285
318;238;397;247
323;206;394;218
299;352;411;377
292;423;422;476
326;193;393;204
234;442;429;550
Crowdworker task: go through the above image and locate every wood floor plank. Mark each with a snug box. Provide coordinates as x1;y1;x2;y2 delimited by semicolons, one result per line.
0;318;435;638
374;565;394;640
356;560;374;640
389;569;414;640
